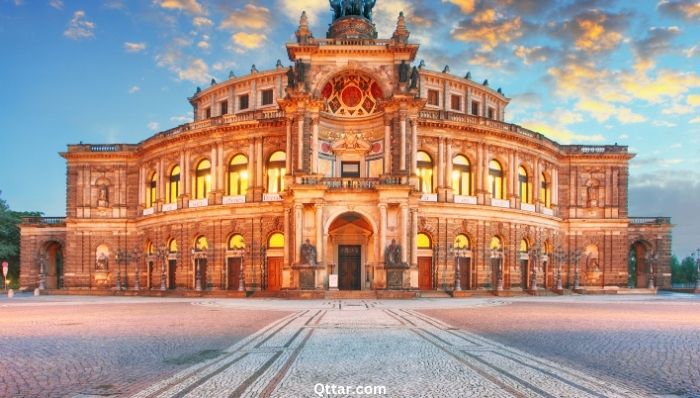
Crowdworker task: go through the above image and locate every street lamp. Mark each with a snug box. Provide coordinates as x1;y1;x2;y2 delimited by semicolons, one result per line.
529;245;541;291
553;246;567;291
130;248;142;291
646;250;658;289
114;249;129;290
154;245;168;291
37;253;47;290
490;248;504;291
571;249;582;290
448;243;469;291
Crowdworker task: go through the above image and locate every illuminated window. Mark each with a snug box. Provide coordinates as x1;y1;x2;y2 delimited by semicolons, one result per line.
489;236;502;250
488;160;505;199
519;239;529;253
146;172;157;208
427;89;439;106
228;234;245;250
519;166;531;204
454;234;470;249
194;236;208;251
167;166;180;204
268;232;284;248
452;155;472;196
267;151;286;193
540;172;551;208
228;154;249;196
168;239;178;253
146;241;155;255
417;151;433;194
194;160;211;200
417;233;432;249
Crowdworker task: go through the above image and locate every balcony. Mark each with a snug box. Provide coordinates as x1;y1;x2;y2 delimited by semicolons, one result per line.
21;217;66;226
298;177;403;190
629;217;671;225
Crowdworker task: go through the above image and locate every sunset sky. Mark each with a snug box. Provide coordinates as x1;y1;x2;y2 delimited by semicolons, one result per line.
0;0;698;256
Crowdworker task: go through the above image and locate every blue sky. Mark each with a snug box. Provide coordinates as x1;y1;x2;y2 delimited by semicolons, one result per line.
0;0;698;257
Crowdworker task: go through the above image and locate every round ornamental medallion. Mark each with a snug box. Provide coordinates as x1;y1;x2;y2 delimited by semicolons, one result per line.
321;73;382;117
341;86;363;107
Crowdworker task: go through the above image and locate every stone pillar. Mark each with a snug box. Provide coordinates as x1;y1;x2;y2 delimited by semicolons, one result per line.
508;151;516;200
297;114;304;171
315;204;324;264
256;139;263;188
400;115;407;171
411;209;418;267
294;204;303;263
379;203;387;257
217;144;225;195
286;117;292;171
411;117;418;176
400;204;408;263
437;138;444;188
210;146;217;192
534;161;541;208
311;114;319;174
180;151;186;198
184;150;191;197
248;140;255;189
158;158;165;203
283;208;291;288
445;140;453;191
384;117;391;174
138;166;144;207
552;168;559;206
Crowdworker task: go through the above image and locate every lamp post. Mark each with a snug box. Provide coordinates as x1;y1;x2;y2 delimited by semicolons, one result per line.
130;248;142;291
490;248;504;291
155;245;168;291
646;250;658;289
260;244;267;291
553;246;567;291
529;245;541;291
449;243;469;291
691;249;700;291
115;249;129;290
572;249;582;290
191;247;205;292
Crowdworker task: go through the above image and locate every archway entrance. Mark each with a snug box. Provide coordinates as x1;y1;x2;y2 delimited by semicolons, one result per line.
43;241;64;289
629;241;649;288
328;212;374;291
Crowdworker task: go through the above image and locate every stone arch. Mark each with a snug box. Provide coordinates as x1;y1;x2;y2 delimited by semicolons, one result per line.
629;240;653;288
39;240;65;289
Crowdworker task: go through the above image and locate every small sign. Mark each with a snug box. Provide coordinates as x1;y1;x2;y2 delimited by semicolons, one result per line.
223;195;246;205
2;261;8;277
329;274;338;288
263;193;282;202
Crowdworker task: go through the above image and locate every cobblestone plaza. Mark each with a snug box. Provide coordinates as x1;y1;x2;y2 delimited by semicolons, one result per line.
2;294;699;397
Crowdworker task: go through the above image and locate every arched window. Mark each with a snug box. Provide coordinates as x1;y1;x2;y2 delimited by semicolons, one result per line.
194;235;208;251
146;172;157;208
146;241;155;255
417;151;433;194
540;172;551;208
228;154;249;196
195;160;211;200
518;166;531;204
452;155;472;196
267;151;286;193
488;160;505;199
489;236;502;251
268;232;285;248
519;238;529;253
167;166;180;204
454;234;470;249
228;234;245;250
168;239;178;253
417;233;432;249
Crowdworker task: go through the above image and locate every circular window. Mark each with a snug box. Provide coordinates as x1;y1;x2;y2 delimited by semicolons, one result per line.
322;74;382;117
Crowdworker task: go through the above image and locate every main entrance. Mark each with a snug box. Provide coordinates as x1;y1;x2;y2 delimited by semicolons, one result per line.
339;245;361;290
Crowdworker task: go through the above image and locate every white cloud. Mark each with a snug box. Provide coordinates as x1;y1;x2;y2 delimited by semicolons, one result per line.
157;0;204;15
690;117;700;124
520;120;606;144
652;120;677;127
192;16;213;27
147;121;159;131
128;86;140;94
197;40;209;49
64;10;95;40
220;4;270;30
49;0;63;10
177;58;210;83
278;0;327;25
232;32;266;50
124;42;146;53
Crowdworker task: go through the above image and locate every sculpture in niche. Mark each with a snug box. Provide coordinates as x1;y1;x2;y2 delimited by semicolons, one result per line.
384;239;402;266
300;239;317;266
585;179;600;207
97;185;109;207
96;252;108;271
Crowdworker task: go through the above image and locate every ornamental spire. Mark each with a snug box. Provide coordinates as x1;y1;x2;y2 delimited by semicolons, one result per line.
392;11;410;44
295;11;313;44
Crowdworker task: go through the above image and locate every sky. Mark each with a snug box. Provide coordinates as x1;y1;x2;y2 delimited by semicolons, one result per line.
0;0;698;257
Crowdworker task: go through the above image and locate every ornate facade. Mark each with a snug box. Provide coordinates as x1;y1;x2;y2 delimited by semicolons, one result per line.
20;4;672;296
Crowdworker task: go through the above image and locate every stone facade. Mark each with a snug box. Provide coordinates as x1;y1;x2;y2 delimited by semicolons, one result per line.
20;9;672;293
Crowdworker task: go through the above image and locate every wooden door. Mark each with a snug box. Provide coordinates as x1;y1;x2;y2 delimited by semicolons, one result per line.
339;245;361;290
520;260;529;290
418;256;432;290
148;261;155;289
267;257;283;291
168;260;177;289
459;257;471;290
228;257;241;290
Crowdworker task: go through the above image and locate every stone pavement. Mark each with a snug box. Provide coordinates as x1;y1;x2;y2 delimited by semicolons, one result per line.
2;293;699;397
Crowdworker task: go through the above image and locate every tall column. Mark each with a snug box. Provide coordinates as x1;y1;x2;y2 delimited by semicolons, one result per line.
400;204;408;263
297;114;304;171
378;203;387;260
217;144;225;193
445;140;453;190
315;204;323;265
508;152;516;199
179;151;186;197
158;158;165;202
294;204;303;263
138;166;144;206
256;138;263;188
184;150;191;196
311;115;319;174
210;146;217;192
411;117;418;176
411;209;418;267
384;118;391;174
400;115;406;171
283;208;290;267
534;160;541;204
247;140;255;189
437;138;444;188
285;117;292;171
552;168;559;205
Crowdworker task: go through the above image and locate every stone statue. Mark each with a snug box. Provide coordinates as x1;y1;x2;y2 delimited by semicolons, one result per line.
97;185;109;207
398;60;409;83
363;0;376;19
384;239;402;266
295;60;307;87
301;239;317;266
330;0;342;19
329;0;376;21
286;66;296;89
96;252;108;271
409;66;418;90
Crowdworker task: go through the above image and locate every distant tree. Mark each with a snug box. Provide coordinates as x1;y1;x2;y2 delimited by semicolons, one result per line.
672;254;699;285
670;255;681;284
0;191;42;288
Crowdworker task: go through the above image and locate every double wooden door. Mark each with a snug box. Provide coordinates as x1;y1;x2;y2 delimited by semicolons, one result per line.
267;257;283;291
339;245;361;290
227;257;241;290
418;257;432;290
